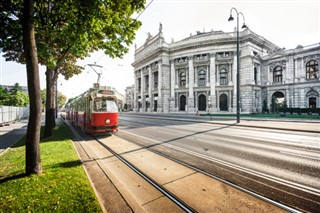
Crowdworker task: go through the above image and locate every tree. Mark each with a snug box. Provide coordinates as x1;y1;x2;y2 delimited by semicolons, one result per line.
0;83;29;107
0;87;10;105
22;0;43;175
262;99;269;114
58;92;67;108
41;89;67;109
270;96;276;114
11;83;23;94
1;0;145;138
41;89;46;108
3;91;29;107
0;0;42;175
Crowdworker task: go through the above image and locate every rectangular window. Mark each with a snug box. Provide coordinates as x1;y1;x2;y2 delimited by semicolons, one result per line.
254;67;257;84
153;72;158;89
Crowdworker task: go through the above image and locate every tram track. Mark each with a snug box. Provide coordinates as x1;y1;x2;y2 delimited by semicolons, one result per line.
114;118;320;213
62;115;195;212
93;136;197;213
115;130;316;213
62;116;317;212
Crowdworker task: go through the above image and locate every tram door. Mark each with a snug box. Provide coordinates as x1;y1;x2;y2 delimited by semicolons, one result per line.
84;97;91;132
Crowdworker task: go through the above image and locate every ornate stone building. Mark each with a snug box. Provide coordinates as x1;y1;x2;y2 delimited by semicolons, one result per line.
132;24;320;113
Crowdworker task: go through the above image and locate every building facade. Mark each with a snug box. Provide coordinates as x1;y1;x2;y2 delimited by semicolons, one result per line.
132;24;320;113
125;85;135;111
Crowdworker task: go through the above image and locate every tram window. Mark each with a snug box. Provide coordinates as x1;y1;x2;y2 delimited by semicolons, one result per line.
106;100;118;112
94;97;118;112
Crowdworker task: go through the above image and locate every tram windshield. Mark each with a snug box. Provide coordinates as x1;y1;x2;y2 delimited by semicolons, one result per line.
94;97;118;112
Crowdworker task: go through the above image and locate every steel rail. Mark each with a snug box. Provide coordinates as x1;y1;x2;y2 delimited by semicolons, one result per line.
93;137;197;213
116;130;306;213
62;115;196;212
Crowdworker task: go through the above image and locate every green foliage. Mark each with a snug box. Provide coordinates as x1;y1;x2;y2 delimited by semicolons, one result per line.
280;98;288;114
41;89;67;108
270;96;276;114
58;92;67;108
262;99;268;113
0;84;29;107
41;89;47;106
0;125;102;212
0;0;145;79
10;91;29;107
0;87;9;101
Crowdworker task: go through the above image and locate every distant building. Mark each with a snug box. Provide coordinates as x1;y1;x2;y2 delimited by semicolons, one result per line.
125;85;134;110
132;24;319;113
115;89;125;110
1;84;28;94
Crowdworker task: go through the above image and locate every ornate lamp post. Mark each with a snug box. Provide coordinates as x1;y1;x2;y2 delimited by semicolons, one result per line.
228;7;247;123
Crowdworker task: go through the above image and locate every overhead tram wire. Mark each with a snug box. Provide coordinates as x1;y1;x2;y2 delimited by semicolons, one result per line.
134;0;154;20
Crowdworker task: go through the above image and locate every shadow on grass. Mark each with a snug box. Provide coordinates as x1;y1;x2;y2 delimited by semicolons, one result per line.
0;173;27;184
46;160;82;170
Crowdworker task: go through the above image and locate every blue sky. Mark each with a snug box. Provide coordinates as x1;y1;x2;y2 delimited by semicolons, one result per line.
1;0;319;99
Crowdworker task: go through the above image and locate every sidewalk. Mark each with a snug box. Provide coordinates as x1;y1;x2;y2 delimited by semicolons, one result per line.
0;120;28;155
0;117;59;155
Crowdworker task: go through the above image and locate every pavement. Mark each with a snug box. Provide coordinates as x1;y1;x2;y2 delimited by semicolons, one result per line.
1;115;319;212
0;119;28;155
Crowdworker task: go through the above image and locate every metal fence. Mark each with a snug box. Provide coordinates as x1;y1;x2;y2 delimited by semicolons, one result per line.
0;106;29;126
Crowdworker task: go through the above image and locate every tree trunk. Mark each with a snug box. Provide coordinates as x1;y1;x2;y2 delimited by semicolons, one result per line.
43;67;56;137
22;0;42;175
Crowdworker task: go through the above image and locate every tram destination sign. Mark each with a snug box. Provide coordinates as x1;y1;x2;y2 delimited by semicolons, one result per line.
99;90;114;95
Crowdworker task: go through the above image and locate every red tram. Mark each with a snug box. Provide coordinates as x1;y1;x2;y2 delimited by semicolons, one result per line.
66;85;118;134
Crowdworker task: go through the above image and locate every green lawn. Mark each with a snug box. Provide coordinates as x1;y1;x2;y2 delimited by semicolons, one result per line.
0;125;102;212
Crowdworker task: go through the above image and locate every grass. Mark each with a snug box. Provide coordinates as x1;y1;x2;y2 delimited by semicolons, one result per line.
0;125;102;212
200;113;320;119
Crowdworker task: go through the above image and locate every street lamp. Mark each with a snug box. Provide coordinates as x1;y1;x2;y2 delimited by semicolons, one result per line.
228;7;247;123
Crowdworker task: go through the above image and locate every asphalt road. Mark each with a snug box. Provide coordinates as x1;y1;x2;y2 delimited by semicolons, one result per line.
117;113;320;212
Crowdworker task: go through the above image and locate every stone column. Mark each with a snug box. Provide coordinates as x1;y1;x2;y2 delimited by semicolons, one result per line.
158;62;162;112
228;63;233;85
210;53;216;112
170;62;175;98
232;52;237;112
148;67;152;112
285;60;289;83
257;64;261;85
216;64;219;85
188;56;195;113
140;71;144;112
294;59;298;82
186;68;189;87
206;65;209;86
300;58;304;82
229;63;233;84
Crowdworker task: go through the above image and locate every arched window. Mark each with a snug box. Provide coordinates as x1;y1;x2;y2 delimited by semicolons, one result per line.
198;94;206;111
273;66;283;83
180;72;186;87
179;95;186;111
219;94;228;111
219;69;228;85
198;70;206;86
306;60;319;80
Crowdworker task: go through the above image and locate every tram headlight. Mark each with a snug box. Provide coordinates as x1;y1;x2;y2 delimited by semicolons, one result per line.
105;119;110;124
